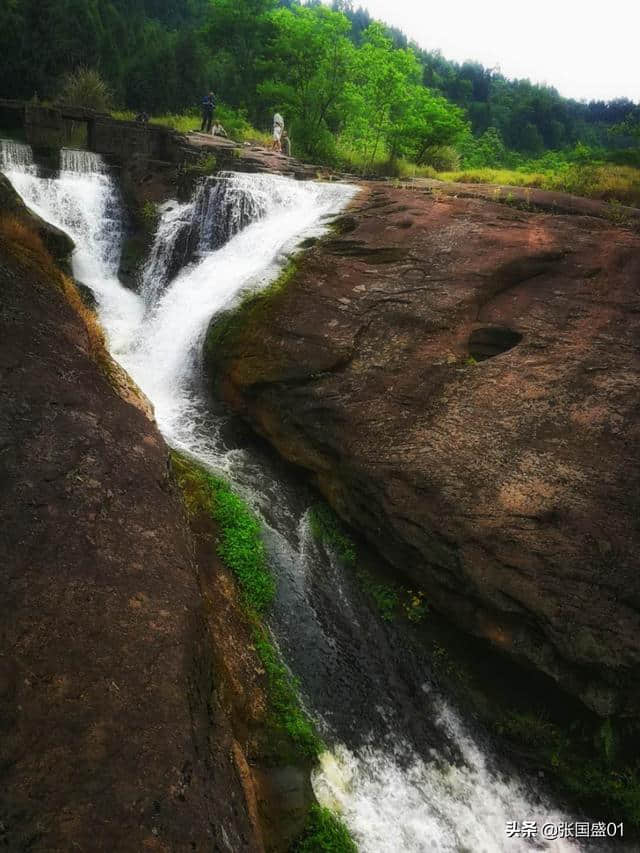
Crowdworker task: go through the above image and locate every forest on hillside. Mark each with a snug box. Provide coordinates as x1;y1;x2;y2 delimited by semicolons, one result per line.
1;0;639;174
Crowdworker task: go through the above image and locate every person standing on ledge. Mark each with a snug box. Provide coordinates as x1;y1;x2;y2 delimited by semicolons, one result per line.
272;111;284;152
200;92;216;134
281;129;291;157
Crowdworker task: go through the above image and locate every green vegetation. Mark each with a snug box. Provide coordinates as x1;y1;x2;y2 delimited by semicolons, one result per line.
404;590;429;623
356;569;398;622
205;256;299;386
496;710;640;826
309;503;356;567
253;627;323;760
294;805;358;853
57;66;113;112
178;153;218;180
441;158;640;206
170;450;325;769
139;200;159;234
210;480;275;614
171;451;275;613
3;0;637;191
309;501;433;625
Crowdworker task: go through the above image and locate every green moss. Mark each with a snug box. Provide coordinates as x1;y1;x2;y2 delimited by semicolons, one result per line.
496;710;640;826
309;503;357;567
309;501;432;624
293;805;357;853
356;568;398;622
253;626;323;761
205;256;300;383
171;450;274;613
170;450;324;765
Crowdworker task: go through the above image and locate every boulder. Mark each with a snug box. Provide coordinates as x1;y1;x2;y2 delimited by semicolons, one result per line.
207;182;640;719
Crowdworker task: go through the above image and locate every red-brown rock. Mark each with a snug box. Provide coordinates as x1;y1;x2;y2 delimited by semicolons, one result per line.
0;229;261;850
207;182;640;719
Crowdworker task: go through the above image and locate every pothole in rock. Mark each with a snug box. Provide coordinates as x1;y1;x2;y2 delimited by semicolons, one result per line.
468;326;523;361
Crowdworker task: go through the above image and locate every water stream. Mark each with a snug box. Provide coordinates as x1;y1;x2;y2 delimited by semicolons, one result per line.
1;140;603;852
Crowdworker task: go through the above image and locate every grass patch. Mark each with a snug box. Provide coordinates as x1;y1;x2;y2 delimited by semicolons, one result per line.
309;501;431;624
112;105;272;145
179;153;218;179
356;569;398;622
293;805;357;852
253;627;323;761
170;451;324;764
171;451;275;613
440;163;640;206
334;140;437;178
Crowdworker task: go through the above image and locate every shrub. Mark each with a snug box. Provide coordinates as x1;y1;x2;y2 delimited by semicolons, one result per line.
139;200;159;234
420;145;460;171
58;67;113;112
294;805;357;853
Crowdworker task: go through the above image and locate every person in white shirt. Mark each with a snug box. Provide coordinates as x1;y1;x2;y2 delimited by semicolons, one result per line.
272;112;284;151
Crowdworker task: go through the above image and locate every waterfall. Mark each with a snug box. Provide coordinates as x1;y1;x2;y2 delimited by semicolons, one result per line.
60;147;105;174
2;148;597;852
0;139;36;172
141;173;275;304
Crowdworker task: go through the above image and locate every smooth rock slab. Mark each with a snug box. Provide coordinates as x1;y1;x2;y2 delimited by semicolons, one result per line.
208;182;640;719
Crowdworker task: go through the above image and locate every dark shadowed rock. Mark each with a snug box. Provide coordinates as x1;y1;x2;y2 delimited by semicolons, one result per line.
207;182;640;720
0;233;261;851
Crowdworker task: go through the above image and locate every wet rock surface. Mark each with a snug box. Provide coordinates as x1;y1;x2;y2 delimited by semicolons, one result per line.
0;234;261;850
208;182;640;719
1;172;74;263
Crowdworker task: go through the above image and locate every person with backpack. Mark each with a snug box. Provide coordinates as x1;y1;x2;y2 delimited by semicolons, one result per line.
200;92;216;134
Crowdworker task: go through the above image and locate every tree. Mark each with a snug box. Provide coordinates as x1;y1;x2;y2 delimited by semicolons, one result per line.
259;4;353;156
388;85;467;164
340;24;418;167
203;0;277;119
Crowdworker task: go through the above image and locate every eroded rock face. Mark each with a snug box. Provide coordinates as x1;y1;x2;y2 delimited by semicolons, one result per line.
0;236;261;850
1;172;74;263
207;183;640;718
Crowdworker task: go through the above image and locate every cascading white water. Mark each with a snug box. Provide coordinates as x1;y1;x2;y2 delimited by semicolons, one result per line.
2;143;597;852
0;139;37;172
1;143;143;350
314;703;580;853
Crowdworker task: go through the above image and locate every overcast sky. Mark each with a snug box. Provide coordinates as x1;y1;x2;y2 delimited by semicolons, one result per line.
350;0;639;103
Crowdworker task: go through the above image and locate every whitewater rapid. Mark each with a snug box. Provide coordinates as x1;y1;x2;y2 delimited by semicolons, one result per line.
1;140;595;852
